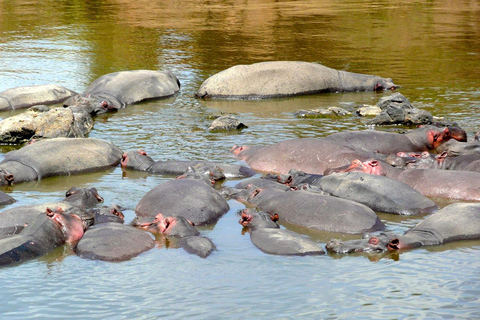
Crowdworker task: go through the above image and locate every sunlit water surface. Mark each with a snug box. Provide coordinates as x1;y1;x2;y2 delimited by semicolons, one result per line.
0;0;479;319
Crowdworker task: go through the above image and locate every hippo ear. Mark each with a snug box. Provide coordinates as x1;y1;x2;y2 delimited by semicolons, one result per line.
138;149;147;155
45;208;54;217
443;127;451;138
387;238;400;251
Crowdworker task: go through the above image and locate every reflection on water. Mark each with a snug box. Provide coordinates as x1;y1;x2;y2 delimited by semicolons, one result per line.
0;0;479;319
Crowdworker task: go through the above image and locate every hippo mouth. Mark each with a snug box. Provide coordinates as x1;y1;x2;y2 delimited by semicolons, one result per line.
239;210;253;226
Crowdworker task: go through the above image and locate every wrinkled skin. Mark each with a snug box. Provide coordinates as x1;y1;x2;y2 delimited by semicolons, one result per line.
135;178;229;226
121;149;255;178
326;202;480;254
63;70;180;115
196;61;397;99
0;207;86;266
0;138;122;186
0;84;77;111
328;158;480;201
287;170;438;215
238;186;385;234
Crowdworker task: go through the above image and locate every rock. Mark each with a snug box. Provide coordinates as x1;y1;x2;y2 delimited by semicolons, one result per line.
208;115;247;132
295;107;351;118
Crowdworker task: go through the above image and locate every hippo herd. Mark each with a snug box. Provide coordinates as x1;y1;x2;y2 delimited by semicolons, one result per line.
0;61;479;266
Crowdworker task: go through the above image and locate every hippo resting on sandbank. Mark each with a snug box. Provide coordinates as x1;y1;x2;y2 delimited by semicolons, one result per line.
0;137;122;186
63;70;180;115
195;61;398;99
236;186;384;234
0;84;77;111
121;149;256;178
0;187;102;239
285;170;438;215
0;207;86;266
326;202;480;254
231;126;465;175
134;178;230;226
135;213;216;258
328;158;480;201
239;209;325;256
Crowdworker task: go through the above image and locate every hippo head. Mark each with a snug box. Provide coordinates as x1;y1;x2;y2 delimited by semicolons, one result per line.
374;78;398;91
324;159;386;176
135;213;199;238
230;145;248;158
326;233;393;254
93;204;125;225
64;187;104;209
121;149;155;171
387;151;437;169
0;169;14;186
176;164;225;185
45;207;86;244
238;209;279;230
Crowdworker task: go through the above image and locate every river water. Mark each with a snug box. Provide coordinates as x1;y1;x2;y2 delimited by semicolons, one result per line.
0;0;479;319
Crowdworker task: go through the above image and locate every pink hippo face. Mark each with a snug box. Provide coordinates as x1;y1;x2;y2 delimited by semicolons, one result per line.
325;159;386;176
45;207;86;244
136;213;197;237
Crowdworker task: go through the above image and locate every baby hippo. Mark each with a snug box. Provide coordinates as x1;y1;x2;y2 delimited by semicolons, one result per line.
135;213;216;258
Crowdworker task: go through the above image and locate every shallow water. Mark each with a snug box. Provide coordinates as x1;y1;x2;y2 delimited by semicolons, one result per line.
0;0;479;319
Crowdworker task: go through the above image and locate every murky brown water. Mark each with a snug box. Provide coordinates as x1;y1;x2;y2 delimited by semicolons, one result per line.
0;1;479;319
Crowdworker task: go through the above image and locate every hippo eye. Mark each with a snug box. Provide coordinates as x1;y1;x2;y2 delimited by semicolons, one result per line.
252;189;261;197
368;237;379;245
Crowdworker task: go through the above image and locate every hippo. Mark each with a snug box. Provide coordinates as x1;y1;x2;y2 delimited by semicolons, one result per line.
436;139;480;156
0;105;93;144
0;138;122;186
0;84;77;111
92;204;125;225
236;186;385;234
0;191;15;206
135;213;216;258
239;209;325;256
196;61;397;99
286;170;438;215
134;178;230;226
75;222;155;262
121;149;256;178
63;70;180;115
326;202;480;254
329;158;480;201
0;187;101;239
0;207;86;266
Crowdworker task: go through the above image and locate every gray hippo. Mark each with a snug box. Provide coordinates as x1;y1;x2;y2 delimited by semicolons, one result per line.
121;149;256;178
231;126;465;175
0;105;93;144
286;170;438;215
135;178;230;226
135;213;216;258
326;202;480;254
329;158;480;201
63;70;180;115
92;204;125;225
0;207;86;266
0;187;102;239
239;209;325;256
0;84;77;111
236;186;385;234
196;61;397;99
0;137;122;186
436;139;480;157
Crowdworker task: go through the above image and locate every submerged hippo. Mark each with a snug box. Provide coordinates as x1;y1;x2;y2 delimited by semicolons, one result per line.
239;209;325;256
237;186;385;234
286;170;438;215
0;207;86;266
121;149;256;178
63;70;180;115
196;61;397;99
326;202;480;254
0;187;101;239
135;213;216;258
0;84;77;111
0;138;122;186
135;178;230;226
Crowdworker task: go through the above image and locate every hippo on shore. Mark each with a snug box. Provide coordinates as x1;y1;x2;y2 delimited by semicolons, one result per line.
0;207;86;266
0;138;122;186
236;186;385;234
135;213;216;258
326;202;480;254
0;84;77;111
196;61;397;99
63;70;180;115
239;209;325;256
121;149;256;178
